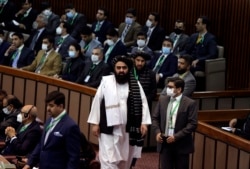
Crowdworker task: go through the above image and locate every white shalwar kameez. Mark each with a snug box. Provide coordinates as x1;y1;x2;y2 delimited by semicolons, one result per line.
88;75;151;169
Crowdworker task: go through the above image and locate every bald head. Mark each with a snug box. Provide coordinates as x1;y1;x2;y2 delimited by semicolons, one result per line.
21;105;37;119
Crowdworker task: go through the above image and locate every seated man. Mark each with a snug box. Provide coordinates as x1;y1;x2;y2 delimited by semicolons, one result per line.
1;105;42;156
149;38;177;88
21;35;62;76
229;114;250;140
161;54;196;97
0;29;10;64
0;95;23;139
76;47;110;88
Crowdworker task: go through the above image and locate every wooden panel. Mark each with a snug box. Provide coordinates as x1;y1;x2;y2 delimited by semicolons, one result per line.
24;79;36;105
227;146;238;169
68;91;80;123
79;94;91;136
239;150;250;169
2;75;13;94
36;82;47;122
192;133;204;169
204;138;215;169
13;77;25;103
215;141;227;169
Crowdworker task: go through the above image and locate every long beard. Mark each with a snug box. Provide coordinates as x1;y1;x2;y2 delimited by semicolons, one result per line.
115;73;129;84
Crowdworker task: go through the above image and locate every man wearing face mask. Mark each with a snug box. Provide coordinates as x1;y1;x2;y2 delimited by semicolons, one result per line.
161;54;196;98
131;32;154;60
61;3;87;42
0;95;23;140
6;0;38;34
141;12;165;51
76;47;110;88
104;28;127;71
58;42;85;82
152;77;198;169
40;1;60;35
21;35;62;76
1;105;42;156
118;8;141;49
25;13;50;55
149;38;178;88
54;21;76;61
0;89;7;122
168;20;189;56
79;26;102;58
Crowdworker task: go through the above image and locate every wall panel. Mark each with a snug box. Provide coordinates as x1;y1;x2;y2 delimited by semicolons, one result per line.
11;0;250;89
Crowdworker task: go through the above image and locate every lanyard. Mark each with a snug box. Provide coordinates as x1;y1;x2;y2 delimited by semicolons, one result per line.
169;101;180;128
133;67;139;80
11;50;20;60
88;64;97;75
156;55;166;67
84;43;90;51
69;13;78;25
19;125;28;133
45;113;65;132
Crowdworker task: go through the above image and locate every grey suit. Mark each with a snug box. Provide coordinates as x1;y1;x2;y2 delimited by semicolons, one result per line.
79;39;102;58
161;71;196;97
118;22;141;47
46;13;60;35
169;32;189;55
152;95;197;169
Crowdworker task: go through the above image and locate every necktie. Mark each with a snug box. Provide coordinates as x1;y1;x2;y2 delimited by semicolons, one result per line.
95;21;101;32
35;52;47;73
19;125;28;133
44;119;55;144
153;55;165;73
29;30;39;50
165;98;176;135
104;45;114;63
121;25;130;43
11;49;20;68
196;34;203;44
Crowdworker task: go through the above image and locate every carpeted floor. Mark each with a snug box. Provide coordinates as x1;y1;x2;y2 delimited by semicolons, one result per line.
132;152;159;169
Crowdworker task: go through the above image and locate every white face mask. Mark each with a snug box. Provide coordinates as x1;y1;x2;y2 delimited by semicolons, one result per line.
43;9;52;16
17;113;22;123
68;51;76;58
146;19;152;28
91;54;99;63
56;27;62;35
137;39;146;47
2;107;11;115
32;21;38;29
42;43;48;51
166;87;175;97
106;39;114;46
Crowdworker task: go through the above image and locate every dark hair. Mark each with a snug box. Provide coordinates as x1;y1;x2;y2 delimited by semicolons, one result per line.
7;96;23;109
80;26;92;35
22;0;33;4
45;91;65;107
0;89;7;97
199;16;210;28
98;7;109;17
69;42;81;52
179;54;193;66
126;8;136;16
61;21;72;34
150;12;160;22
43;35;54;45
163;38;173;46
12;32;24;40
175;19;185;27
65;3;74;10
0;29;4;35
167;77;185;93
41;1;51;11
137;31;147;38
132;52;151;60
112;55;133;70
106;28;118;37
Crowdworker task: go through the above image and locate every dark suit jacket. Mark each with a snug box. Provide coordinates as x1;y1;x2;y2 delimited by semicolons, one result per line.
103;40;127;70
152;95;198;154
7;8;38;34
91;20;114;44
55;35;77;60
27;114;81;169
0;1;17;26
184;32;218;71
67;13;87;42
3;46;34;68
0;41;10;64
25;29;50;55
76;60;110;88
150;53;178;88
2;120;42;156
61;56;85;82
169;32;189;55
141;25;165;51
46;13;60;35
118;22;141;47
0;109;20;139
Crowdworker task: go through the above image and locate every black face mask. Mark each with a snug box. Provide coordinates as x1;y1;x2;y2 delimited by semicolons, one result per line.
177;68;187;75
174;28;183;35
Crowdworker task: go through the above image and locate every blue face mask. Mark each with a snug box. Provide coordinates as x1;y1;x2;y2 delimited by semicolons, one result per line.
162;47;171;54
125;17;133;25
68;51;76;58
66;11;74;18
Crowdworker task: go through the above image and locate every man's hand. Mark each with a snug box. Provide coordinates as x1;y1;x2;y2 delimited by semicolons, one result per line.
156;133;163;143
166;135;175;143
192;59;199;67
5;126;16;138
22;164;31;169
140;124;148;137
229;118;237;128
92;124;100;137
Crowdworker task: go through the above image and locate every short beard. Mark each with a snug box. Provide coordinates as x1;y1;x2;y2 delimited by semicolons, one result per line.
115;73;129;84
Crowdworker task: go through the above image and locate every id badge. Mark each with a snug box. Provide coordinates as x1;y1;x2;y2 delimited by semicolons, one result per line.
84;75;90;82
168;128;174;136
